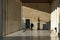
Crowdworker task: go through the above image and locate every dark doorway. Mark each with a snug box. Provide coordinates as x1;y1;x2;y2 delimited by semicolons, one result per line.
43;22;50;30
25;19;30;29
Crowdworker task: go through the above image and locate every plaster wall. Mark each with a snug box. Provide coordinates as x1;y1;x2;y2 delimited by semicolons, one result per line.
22;3;51;30
5;0;21;35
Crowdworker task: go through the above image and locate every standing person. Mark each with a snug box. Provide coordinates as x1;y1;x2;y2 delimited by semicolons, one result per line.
30;23;34;30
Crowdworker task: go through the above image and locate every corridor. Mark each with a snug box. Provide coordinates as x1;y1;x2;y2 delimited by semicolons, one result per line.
0;0;60;40
3;30;60;40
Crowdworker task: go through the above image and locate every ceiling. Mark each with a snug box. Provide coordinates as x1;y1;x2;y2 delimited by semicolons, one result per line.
21;0;52;3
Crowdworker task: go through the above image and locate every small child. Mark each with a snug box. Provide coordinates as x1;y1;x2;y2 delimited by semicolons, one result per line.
55;27;57;32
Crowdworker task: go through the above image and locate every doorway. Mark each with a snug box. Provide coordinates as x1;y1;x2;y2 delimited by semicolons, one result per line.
25;19;30;29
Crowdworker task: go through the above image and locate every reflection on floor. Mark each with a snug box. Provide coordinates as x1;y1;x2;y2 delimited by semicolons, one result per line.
6;30;50;36
3;30;60;40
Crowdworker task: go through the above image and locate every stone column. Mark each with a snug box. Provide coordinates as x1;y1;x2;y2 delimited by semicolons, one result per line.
58;0;60;36
0;0;3;39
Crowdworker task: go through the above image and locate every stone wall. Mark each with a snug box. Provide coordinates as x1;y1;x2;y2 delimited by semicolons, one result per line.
22;3;51;30
3;0;21;35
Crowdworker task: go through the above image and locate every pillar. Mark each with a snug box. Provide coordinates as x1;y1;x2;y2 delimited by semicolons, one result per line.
0;0;3;39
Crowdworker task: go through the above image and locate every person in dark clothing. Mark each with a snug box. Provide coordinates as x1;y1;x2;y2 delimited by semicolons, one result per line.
30;23;34;30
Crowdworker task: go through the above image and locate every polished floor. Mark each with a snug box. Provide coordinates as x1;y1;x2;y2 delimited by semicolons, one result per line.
3;30;60;40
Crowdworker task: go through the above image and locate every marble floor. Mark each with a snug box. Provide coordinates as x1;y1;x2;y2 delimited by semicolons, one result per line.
3;30;60;40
